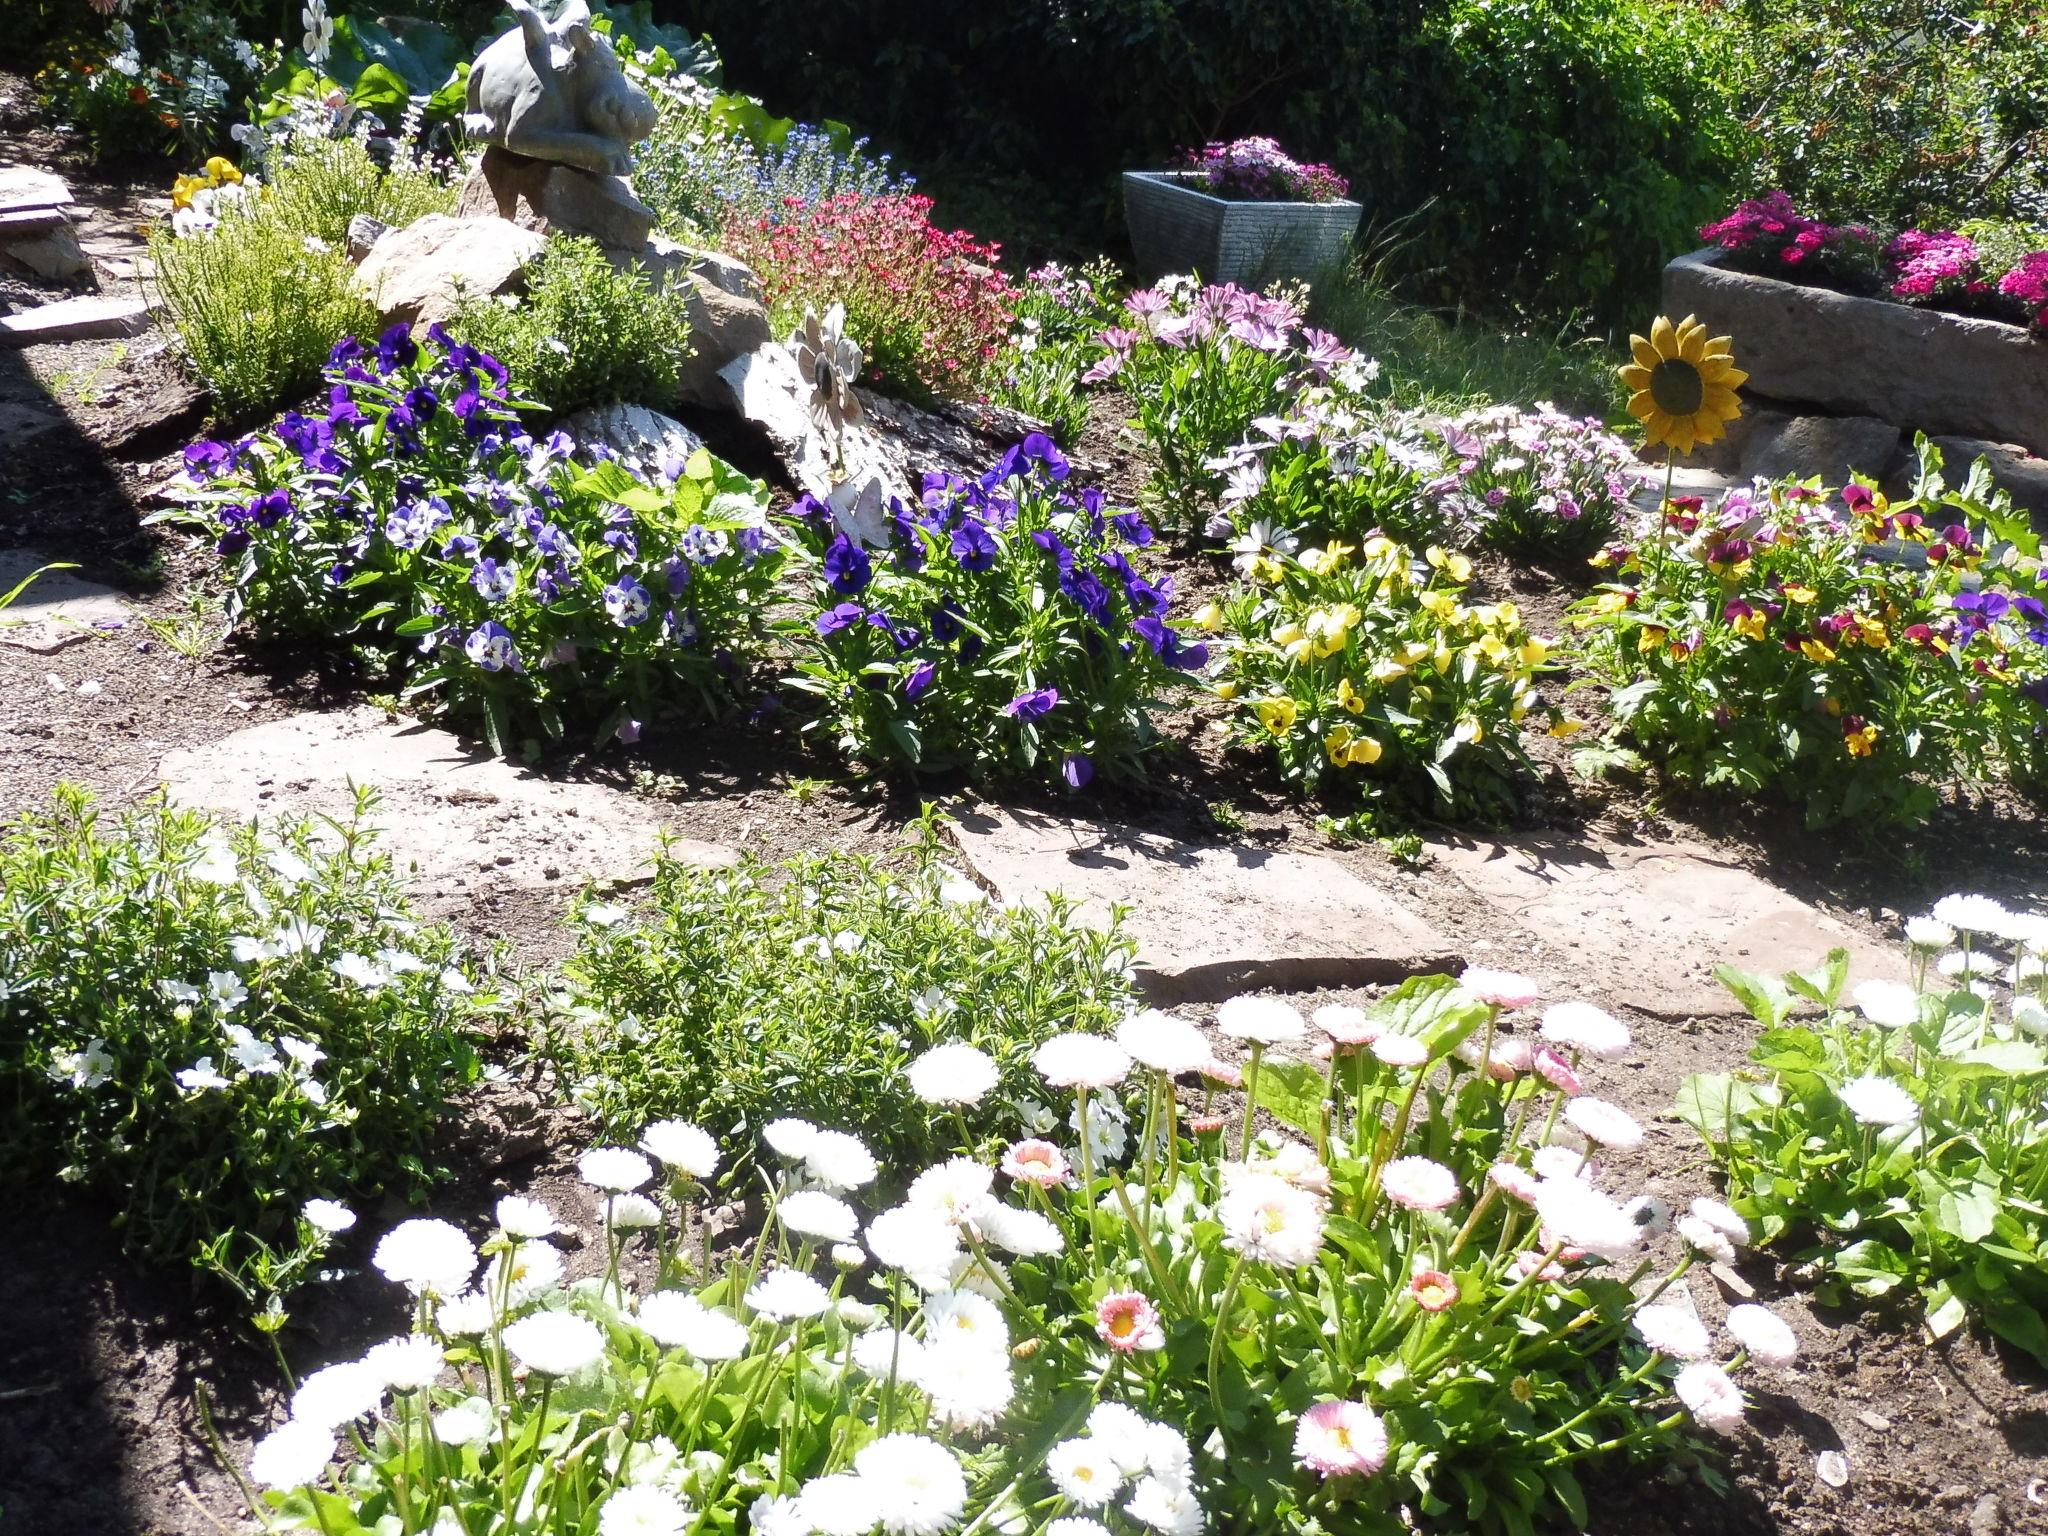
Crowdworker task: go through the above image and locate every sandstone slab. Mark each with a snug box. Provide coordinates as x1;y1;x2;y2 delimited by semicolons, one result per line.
557;402;705;482
0;168;72;214
0;550;128;653
353;213;546;326
155;708;737;913
949;807;1459;1002
1739;413;1901;487
0;222;90;281
1664;248;2048;459
0;294;153;348
1432;831;1909;1018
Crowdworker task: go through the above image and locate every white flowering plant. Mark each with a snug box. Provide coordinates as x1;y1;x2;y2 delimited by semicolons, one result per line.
544;814;1137;1179
161;323;782;756
245;971;1788;1536
1679;894;2048;1365
0;786;494;1320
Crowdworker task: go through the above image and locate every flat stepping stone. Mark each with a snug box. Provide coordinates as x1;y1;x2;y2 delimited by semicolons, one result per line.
1432;830;1908;1018
949;806;1459;1003
155;708;737;915
0;549;129;653
0;168;73;214
0;294;154;348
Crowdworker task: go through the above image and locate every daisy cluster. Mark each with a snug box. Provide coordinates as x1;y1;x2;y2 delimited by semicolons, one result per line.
173;322;783;751
1682;892;2048;1367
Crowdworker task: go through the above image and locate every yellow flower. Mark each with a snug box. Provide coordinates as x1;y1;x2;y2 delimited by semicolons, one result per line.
204;155;242;186
1272;622;1306;649
1419;590;1460;621
1782;585;1818;605
1548;717;1587;739
1619;314;1745;454
1856;615;1890;650
1426;546;1473;583
1248;555;1283;584
1394;641;1432;667
1453;717;1484;745
1471;634;1511;665
1732;610;1767;642
1361;536;1397;563
1335;677;1366;714
1432;640;1454;675
1370;658;1411;684
1822;696;1843;717
1305;603;1360;657
1637;625;1669;655
170;173;209;210
1214;679;1241;701
1256;697;1298;736
1518;636;1550;666
1844;722;1880;758
1799;637;1837;664
1300;540;1354;576
1193;601;1225;633
1325;725;1383;766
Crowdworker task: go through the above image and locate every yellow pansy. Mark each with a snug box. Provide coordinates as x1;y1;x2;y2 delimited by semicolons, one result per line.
1732;610;1767;642
1426;546;1473;583
1370;658;1411;684
1855;615;1890;649
1325;725;1383;766
1548;717;1587;739
1453;717;1484;745
1248;555;1282;584
1821;696;1843;717
1214;679;1241;701
1335;677;1366;714
1432;640;1454;675
1782;585;1818;605
1637;625;1669;655
1256;697;1298;736
1272;622;1306;649
1193;601;1225;633
171;173;209;209
1300;540;1355;576
1518;636;1550;666
204;155;242;185
1361;536;1397;563
1844;721;1880;758
1799;637;1837;663
1394;641;1433;667
1471;634;1511;665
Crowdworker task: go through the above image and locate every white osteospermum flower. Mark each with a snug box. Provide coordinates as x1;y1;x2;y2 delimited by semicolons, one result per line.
1852;980;1920;1029
1216;995;1306;1044
868;1205;963;1290
748;1268;832;1322
798;1473;882;1536
302;1198;356;1234
599;1485;693;1536
580;1146;655;1193
907;1043;1001;1106
1533;1178;1639;1263
1564;1096;1644;1151
852;1433;969;1536
496;1195;557;1239
249;1419;335;1489
1034;1033;1133;1090
1725;1304;1799;1367
1673;1361;1746;1435
431;1397;494;1446
290;1360;385;1429
641;1119;720;1178
1839;1075;1919;1127
1219;1173;1326;1268
373;1219;477;1297
502;1312;606;1376
1046;1438;1125;1508
781;1190;861;1243
1930;894;2012;935
805;1129;879;1192
1539;1001;1631;1060
1116;1010;1213;1075
1632;1304;1712;1360
361;1335;445;1392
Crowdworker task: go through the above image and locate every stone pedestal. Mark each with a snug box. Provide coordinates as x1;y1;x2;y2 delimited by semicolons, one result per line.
456;145;654;252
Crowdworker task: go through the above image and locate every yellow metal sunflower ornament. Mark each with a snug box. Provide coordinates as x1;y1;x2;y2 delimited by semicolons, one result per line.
1619;315;1745;455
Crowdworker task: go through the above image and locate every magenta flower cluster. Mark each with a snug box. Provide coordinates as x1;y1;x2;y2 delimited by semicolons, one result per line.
1885;229;1989;301
1697;191;1877;272
1180;137;1349;204
2001;252;2048;330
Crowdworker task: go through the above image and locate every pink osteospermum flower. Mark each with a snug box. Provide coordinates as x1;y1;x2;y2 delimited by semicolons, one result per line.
1381;1156;1460;1212
1409;1269;1458;1312
1000;1139;1070;1189
1292;1399;1389;1479
1532;1047;1583;1096
1094;1291;1165;1354
1311;1004;1380;1046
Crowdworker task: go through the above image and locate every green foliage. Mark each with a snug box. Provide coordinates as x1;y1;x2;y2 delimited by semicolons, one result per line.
989;258;1125;446
453;236;695;417
544;817;1137;1178
1681;938;2048;1365
1719;0;2048;232
1569;442;2048;827
0;786;490;1315
149;132;462;418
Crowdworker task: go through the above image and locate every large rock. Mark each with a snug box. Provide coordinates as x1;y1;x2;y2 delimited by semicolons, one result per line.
1432;830;1909;1019
557;402;705;481
1738;413;1901;486
949;807;1459;1003
457;145;654;251
155;708;737;914
613;235;772;406
1664;248;2048;459
1927;436;2048;522
0;294;154;348
353;213;546;326
0;222;88;281
0;549;129;653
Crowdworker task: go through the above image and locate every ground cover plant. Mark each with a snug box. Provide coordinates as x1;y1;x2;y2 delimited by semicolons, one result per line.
164;323;782;754
0;786;490;1320
1570;440;2048;826
781;436;1207;788
451;235;697;416
723;191;1017;403
1210;535;1566;818
1680;895;2048;1364
544;815;1136;1182
239;970;1794;1536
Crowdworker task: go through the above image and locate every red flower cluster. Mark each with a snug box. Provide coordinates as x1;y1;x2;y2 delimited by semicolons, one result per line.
724;193;1017;403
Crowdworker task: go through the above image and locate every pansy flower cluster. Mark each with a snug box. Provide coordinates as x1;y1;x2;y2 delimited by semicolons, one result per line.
1179;136;1350;203
782;436;1204;786
1208;535;1566;813
166;323;783;754
1572;443;2048;824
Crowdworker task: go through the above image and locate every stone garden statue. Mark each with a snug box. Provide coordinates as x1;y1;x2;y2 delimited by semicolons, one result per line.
464;0;656;177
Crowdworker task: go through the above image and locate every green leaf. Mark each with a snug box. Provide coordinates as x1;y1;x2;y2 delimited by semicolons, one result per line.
1832;1238;1911;1297
1784;949;1850;1009
1675;1071;1761;1144
1924;1282;1968;1340
1715;964;1794;1028
1919;1173;1999;1244
1252;1057;1328;1136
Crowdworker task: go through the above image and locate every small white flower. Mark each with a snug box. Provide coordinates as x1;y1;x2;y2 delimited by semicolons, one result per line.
751;1494;811;1536
583;902;630;928
1930;894;2012;936
606;1193;663;1231
162;980;202;1005
1853;980;1920;1029
302;1198;356;1234
913;1341;1015;1431
580;1146;656;1193
290;1360;385;1428
748;1268;832;1321
1673;1361;1746;1435
488;1242;564;1303
765;1118;821;1160
1539;1001;1631;1060
249;1419;334;1488
503;1312;606;1376
638;1292;749;1359
1839;1074;1918;1127
906;1042;1000;1107
1124;1473;1204;1535
331;952;389;991
1904;916;1954;949
361;1335;445;1391
176;1057;229;1092
1047;1438;1125;1507
641;1119;720;1178
225;1024;280;1075
208;969;249;1011
279;1035;323;1071
1380;1156;1459;1212
434;1290;496;1336
978;1203;1064;1258
1725;1303;1799;1366
1533;1178;1639;1263
431;1396;494;1446
496;1195;557;1239
372;1218;478;1297
780;1190;861;1243
1115;1010;1213;1075
1688;1197;1751;1248
599;1483;693;1536
797;1473;882;1536
48;1037;115;1090
1219;1172;1325;1268
907;1158;997;1230
1675;1214;1737;1266
1215;995;1306;1044
1633;1303;1712;1360
804;1129;878;1192
1033;1033;1132;1090
867;1205;962;1290
1564;1096;1644;1151
851;1433;967;1536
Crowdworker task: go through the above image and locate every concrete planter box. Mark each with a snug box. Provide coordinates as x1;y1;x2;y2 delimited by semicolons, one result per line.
1123;171;1361;289
1663;247;2048;459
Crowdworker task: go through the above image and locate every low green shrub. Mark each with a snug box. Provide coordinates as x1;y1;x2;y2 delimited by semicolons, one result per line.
450;235;695;416
264;132;454;248
1681;904;2048;1363
0;786;491;1318
544;815;1137;1177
